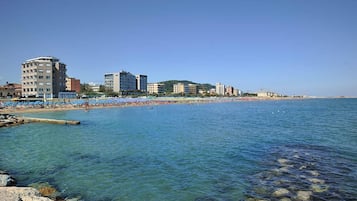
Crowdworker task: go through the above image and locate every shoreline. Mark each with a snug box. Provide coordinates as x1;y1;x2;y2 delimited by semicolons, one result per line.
1;96;303;115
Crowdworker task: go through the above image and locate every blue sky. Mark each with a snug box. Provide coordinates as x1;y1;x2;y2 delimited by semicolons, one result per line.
1;0;356;96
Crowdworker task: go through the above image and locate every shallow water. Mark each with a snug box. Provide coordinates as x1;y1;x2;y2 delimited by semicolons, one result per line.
0;99;356;200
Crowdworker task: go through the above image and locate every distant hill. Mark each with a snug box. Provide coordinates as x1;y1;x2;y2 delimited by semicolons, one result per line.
158;80;215;93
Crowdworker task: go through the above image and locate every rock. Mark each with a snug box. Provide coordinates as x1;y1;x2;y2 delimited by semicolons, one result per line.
0;173;17;187
308;178;325;184
29;182;59;199
307;170;319;176
272;188;290;197
299;165;307;170
278;158;290;165
310;184;329;193
0;187;53;201
280;198;291;201
296;191;312;201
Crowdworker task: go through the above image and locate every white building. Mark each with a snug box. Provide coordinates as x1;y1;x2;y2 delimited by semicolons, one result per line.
147;83;165;94
136;74;148;92
21;56;66;98
215;83;225;96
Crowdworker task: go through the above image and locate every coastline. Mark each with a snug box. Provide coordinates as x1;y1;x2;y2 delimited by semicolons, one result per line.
1;96;303;115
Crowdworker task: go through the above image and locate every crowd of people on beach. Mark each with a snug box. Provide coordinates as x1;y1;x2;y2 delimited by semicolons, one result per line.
0;97;236;113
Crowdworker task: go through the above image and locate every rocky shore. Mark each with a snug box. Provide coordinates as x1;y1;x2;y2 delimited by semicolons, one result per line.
0;170;78;201
0;170;52;201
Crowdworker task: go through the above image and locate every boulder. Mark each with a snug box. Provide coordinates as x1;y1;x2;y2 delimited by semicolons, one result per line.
296;190;312;201
0;172;17;187
0;187;53;201
272;188;290;197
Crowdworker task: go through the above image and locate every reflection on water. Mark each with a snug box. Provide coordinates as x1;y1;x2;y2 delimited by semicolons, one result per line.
246;144;357;201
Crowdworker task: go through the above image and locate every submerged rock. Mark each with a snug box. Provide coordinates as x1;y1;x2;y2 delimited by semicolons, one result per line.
296;190;312;201
29;182;60;199
310;184;329;193
308;178;325;184
272;188;290;197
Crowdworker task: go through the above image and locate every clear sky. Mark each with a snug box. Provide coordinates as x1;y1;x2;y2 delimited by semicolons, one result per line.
0;0;356;97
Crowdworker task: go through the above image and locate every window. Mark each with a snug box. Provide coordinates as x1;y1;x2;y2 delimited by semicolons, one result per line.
39;69;43;73
39;63;44;66
46;82;51;85
39;83;44;86
46;76;50;79
39;76;44;79
46;63;51;66
46;88;51;92
46;70;51;73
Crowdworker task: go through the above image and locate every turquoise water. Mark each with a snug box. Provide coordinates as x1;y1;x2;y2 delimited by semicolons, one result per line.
0;99;356;200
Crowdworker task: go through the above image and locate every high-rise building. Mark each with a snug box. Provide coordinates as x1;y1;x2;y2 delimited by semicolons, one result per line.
215;83;225;96
66;77;81;93
21;56;66;98
136;74;148;92
104;71;136;93
147;83;165;94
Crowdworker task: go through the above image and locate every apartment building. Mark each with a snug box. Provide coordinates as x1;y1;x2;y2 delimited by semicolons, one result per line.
104;71;136;93
66;77;80;93
173;83;189;94
21;56;66;98
147;83;165;94
136;74;148;92
215;83;225;96
188;84;198;95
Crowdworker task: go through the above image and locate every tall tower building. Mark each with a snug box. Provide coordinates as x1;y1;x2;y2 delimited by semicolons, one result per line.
21;56;66;98
216;83;225;96
136;74;148;92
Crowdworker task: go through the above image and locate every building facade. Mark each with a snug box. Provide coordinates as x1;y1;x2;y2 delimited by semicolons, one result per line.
215;83;225;96
21;56;66;98
104;71;136;93
0;83;22;98
66;77;80;93
188;84;197;95
136;74;148;92
147;83;165;94
173;83;189;94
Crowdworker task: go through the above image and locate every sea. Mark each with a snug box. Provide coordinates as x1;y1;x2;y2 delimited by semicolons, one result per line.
0;98;356;201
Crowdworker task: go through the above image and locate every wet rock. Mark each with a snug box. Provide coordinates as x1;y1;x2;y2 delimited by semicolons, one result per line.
299;165;307;170
0;171;17;187
307;170;319;176
307;178;325;184
272;188;290;197
29;182;60;199
296;190;312;201
280;198;291;201
278;159;290;166
310;184;329;193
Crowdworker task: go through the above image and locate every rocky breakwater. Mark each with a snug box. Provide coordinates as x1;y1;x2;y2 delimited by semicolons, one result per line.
0;114;24;128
